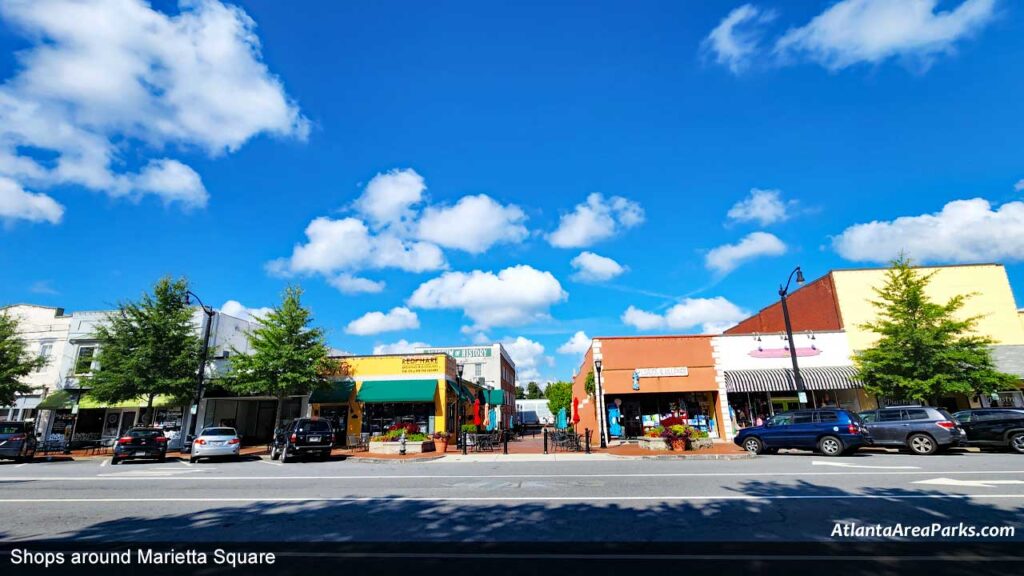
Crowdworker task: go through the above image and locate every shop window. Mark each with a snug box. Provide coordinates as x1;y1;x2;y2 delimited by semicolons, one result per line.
74;346;96;374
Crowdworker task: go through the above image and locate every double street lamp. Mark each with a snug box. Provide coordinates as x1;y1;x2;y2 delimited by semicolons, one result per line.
779;266;807;409
182;290;215;440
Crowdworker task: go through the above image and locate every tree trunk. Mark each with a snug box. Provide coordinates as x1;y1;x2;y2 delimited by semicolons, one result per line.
145;394;155;425
273;393;285;431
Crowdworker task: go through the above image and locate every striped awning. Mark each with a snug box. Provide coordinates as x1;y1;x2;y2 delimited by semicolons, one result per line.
725;366;862;393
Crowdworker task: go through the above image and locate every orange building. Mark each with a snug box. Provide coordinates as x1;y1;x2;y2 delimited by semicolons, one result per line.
571;335;731;443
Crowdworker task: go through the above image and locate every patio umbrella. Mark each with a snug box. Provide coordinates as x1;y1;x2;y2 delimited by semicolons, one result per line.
572;397;580;424
473;398;481;426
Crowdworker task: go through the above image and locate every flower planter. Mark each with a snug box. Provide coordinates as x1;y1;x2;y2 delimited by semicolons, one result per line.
434;439;449;453
368;440;436;455
639;437;671;451
670;439;687;451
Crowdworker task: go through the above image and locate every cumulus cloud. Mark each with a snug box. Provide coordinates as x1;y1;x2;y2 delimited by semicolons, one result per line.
372;339;431;355
622;297;748;334
219;300;272;323
0;176;63;224
547;193;644;248
503;336;554;383
328;274;386;295
570;252;626;283
727;188;791;226
0;0;306;222
408;265;568;330
354;169;426;230
702;4;776;74
1014;179;1024;192
557;331;591;356
345;307;420;336
832;198;1024;263
775;0;997;71
418;194;529;253
705;232;787;275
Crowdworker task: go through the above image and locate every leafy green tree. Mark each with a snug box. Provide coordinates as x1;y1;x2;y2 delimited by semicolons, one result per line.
856;256;1017;404
584;371;595;396
86;277;199;424
514;385;525;400
545;381;573;419
0;311;46;407
526;381;544;399
227;286;338;428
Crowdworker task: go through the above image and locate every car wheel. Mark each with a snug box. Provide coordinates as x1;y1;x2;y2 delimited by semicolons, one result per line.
189;455;198;464
818;435;844;457
742;437;764;455
908;433;937;455
158;455;166;463
110;457;120;465
1009;432;1024;455
270;445;280;461
281;445;293;463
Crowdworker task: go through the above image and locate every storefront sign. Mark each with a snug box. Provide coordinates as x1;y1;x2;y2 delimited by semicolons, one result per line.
421;347;492;359
401;356;442;374
634;367;689;378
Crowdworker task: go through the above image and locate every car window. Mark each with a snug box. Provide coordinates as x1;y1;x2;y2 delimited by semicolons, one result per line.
953;412;971;423
791;412;813;424
816;412;839;423
878;410;903;422
0;423;26;434
201;428;236;436
858;412;877;423
768;414;792;426
127;429;163;439
296;420;332;433
905;409;930;420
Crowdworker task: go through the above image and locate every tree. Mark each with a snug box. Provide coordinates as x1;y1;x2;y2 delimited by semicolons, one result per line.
855;256;1017;404
0;311;46;407
545;381;573;419
526;381;544;399
227;286;338;429
584;371;595;397
514;385;525;400
86;277;199;424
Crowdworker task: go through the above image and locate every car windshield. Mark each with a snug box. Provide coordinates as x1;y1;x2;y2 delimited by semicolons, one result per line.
127;429;163;439
200;428;236;437
296;420;331;433
0;423;26;435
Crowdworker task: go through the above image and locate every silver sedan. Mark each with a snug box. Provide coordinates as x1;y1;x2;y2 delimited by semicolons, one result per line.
189;427;242;463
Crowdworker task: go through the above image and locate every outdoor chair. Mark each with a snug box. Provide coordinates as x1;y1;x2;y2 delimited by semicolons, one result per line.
346;435;368;451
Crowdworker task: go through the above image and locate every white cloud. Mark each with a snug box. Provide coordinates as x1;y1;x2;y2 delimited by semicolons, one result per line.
570;251;627;282
1014;179;1024;192
354;169;426;229
702;4;776;74
706;231;787;275
775;0;997;71
418;194;528;253
622;297;748;334
0;0;306;220
503;336;554;383
219;300;272;323
547;193;645;248
372;339;431;355
328;274;385;295
557;331;591;356
727;188;791;225
832;198;1024;263
345;307;420;336
0;176;63;224
408;265;568;329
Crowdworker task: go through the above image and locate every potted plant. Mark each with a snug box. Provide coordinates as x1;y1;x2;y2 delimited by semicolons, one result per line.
639;426;670;450
432;431;450;452
661;424;696;451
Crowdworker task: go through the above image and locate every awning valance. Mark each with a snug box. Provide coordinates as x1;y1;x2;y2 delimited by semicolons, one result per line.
36;390;78;410
309;380;355;404
357;379;438;403
725;366;862;393
36;390;180;410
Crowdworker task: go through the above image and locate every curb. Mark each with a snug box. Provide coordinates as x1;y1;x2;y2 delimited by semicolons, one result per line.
342;454;447;464
608;452;756;461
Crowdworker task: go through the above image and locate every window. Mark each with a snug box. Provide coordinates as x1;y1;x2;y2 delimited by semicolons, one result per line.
38;342;53;360
877;410;903;422
953;412;971;423
816;412;839;423
200;428;237;437
792;412;814;424
904;409;930;421
74;346;96;374
859;411;877;423
474;363;482;377
297;420;332;433
768;414;792;426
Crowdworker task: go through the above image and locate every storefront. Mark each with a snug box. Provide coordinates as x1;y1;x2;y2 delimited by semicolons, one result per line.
36;389;185;447
987;345;1024;408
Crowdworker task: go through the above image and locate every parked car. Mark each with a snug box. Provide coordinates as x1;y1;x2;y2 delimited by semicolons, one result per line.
952;408;1024;454
0;421;37;463
111;427;168;465
190;427;242;463
270;418;335;462
858;406;963;455
733;409;871;456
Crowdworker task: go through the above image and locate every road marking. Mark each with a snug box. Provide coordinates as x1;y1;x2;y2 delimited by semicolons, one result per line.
812;461;919;470
178;459;192;467
99;459;108;467
259;459;283;467
0;494;1023;504
14;464;26;468
2;470;1024;482
913;477;1024;488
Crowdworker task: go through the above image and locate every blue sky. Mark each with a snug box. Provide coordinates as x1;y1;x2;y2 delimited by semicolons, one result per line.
2;0;1024;384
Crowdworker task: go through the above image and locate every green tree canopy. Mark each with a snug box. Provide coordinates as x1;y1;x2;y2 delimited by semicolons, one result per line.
0;311;46;407
85;277;200;424
227;286;338;428
545;381;573;420
514;385;525;400
855;256;1018;404
525;381;544;399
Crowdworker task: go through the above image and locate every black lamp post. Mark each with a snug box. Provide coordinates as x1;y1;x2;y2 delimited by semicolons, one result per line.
183;290;215;439
594;358;606;448
456;363;464;442
779;266;807;409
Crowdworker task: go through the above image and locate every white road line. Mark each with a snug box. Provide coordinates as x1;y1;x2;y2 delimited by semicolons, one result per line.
99;459;108;467
2;470;1024;482
14;464;26;468
812;461;919;470
0;494;1022;504
178;459;192;467
258;459;283;467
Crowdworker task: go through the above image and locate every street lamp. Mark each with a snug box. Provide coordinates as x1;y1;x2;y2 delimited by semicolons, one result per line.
594;356;607;448
779;266;807;409
181;290;215;441
456;363;464;438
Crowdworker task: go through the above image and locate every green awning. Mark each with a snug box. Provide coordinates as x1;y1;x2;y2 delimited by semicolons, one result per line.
310;380;355;404
357;379;438;403
37;390;75;410
37;391;180;410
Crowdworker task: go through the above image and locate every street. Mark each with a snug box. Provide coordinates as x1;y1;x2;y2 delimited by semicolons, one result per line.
1;450;1022;543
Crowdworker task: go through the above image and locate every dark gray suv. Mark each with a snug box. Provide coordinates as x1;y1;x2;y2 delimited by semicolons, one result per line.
858;406;963;455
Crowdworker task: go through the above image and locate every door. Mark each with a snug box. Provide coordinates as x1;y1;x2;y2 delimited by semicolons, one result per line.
974;411;1019;444
784;411;818;448
871;409;908;445
761;413;793;448
623;403;642;439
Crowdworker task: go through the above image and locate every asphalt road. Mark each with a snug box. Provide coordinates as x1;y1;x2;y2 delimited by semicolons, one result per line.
1;450;1022;543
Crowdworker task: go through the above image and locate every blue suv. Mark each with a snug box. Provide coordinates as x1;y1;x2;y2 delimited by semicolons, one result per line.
734;409;872;456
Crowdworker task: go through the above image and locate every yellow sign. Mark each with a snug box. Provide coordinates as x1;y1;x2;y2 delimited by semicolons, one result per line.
401;356;440;374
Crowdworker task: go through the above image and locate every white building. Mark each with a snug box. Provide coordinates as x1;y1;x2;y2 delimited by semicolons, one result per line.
0;305;72;421
417;344;517;427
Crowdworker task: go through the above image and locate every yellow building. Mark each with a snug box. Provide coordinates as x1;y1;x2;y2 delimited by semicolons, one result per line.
309;353;480;443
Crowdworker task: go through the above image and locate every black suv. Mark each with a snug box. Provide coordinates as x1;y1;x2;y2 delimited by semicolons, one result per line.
270;418;334;462
112;427;168;464
0;421;37;463
858;406;963;455
952;408;1024;454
